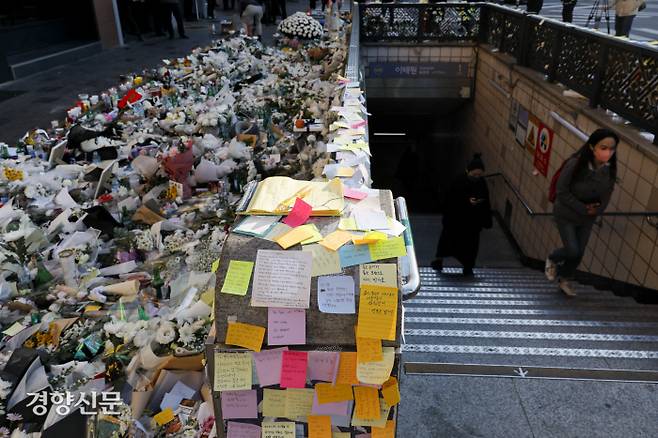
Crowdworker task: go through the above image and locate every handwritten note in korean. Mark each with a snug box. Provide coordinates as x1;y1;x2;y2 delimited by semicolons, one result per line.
356;347;395;385
227;421;261;438
263;389;287;417
317;275;355;314
369;236;406;261
221;260;254;295
308;351;339;382
308;415;332;438
253;347;288;387
280;351;308;388
360;263;397;288
214;352;252;391
353;386;380;420
302;244;342;277
284;388;314;419
261;421;295;438
335;352;359;385
251;250;313;308
220;390;257;419
268;308;306;345
225;322;265;352
356;284;397;341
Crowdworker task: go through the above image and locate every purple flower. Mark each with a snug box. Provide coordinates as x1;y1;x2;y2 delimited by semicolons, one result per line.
6;413;22;422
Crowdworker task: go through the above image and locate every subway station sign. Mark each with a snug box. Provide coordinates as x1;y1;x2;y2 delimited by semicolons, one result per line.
367;62;470;78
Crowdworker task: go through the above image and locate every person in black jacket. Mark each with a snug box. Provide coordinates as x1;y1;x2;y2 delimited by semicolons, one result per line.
431;153;493;277
545;129;618;296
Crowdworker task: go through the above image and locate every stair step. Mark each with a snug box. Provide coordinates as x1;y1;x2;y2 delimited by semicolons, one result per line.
403;307;658;318
404;316;658;328
403;329;658;343
401;344;658;359
406;298;649;309
414;291;624;301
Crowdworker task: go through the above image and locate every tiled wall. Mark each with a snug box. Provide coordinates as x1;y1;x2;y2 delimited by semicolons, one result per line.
462;49;658;291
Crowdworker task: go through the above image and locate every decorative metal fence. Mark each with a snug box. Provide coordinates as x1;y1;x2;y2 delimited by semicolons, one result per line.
359;3;658;143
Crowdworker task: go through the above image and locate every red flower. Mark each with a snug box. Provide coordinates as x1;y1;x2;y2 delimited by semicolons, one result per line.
98;193;114;203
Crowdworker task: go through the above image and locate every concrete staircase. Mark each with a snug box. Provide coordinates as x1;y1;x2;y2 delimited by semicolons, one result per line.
402;267;658;373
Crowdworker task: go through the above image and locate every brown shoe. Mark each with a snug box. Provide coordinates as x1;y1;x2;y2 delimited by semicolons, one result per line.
559;279;577;297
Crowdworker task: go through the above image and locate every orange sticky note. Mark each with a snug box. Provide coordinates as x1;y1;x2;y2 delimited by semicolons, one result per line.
336;167;355;177
315;383;354;404
372;420;396;438
353;386;380;420
335;352;359;385
356;335;383;363
319;230;354;251
225;322;265;352
276;226;316;249
381;377;400;407
356;284;398;341
308;415;332;438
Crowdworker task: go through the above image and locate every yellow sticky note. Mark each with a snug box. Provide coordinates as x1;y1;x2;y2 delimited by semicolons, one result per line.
382;377;401;407
335;352;359;385
368;236;406;261
301;244;342;277
357;347;395;385
262;421;295;438
353;231;388;245
315;383;354;404
263;389;287;417
300;224;324;245
154;408;175;425
84;305;101;313
353;386;380;420
320;230;354;251
372;420;396;438
284;388;314;419
356;335;383;363
338;217;359;231
213;352;252;391
221;260;254;295
211;258;220;273
351;398;390;428
337;167;355;177
360;263;397;288
308;415;332;438
276;226;316;249
356;284;398;341
225;322;265;352
333;433;351;438
200;287;215;307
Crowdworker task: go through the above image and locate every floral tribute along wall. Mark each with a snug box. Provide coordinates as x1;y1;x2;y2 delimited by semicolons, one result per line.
0;6;404;437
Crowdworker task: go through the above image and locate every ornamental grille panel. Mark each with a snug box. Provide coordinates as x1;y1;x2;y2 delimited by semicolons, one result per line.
358;3;658;142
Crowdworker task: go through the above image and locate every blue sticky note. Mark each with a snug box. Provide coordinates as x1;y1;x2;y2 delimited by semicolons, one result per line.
338;244;372;268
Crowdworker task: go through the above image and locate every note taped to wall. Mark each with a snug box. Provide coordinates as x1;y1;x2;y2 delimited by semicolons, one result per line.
302;244;342;277
356;284;398;341
335;352;359;385
214;352;252;391
221;260;254;295
251;249;313;308
351;398;390;428
261;421;296;438
353;386;380;420
360;263;397;288
284;388;315;419
263;389;287;417
381;376;401;407
368;236;406;261
225;322;265;352
317;275;355;314
356;347;395;385
308;415;332;438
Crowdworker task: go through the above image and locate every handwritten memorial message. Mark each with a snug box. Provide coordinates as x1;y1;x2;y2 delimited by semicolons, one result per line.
268;308;306;345
317;275;355;314
251;250;312;308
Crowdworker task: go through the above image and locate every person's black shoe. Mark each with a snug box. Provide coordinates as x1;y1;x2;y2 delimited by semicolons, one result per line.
462;268;474;277
430;259;443;272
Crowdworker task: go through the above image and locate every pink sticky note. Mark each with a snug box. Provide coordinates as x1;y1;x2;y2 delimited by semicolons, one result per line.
220;390;257;419
253;347;288;387
280;350;308;388
226;421;261;438
268;308;306;345
283;198;312;227
311;391;349;416
308;351;339;382
350;120;367;129
343;188;368;200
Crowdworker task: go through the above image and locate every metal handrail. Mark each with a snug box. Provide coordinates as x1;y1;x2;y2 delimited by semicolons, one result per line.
395;197;421;300
485;172;658;218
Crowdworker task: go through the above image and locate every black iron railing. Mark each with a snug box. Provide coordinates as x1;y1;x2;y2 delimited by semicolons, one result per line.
359;2;658;144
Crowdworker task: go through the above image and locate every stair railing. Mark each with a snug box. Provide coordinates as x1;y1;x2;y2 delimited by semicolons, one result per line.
485;172;658;228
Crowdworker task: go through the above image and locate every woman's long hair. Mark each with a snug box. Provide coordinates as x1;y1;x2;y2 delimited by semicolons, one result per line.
571;128;619;181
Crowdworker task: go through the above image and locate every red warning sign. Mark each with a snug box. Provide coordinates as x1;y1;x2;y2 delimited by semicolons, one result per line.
533;123;553;177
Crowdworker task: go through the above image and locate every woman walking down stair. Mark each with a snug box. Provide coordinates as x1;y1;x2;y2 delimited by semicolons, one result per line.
545;129;618;297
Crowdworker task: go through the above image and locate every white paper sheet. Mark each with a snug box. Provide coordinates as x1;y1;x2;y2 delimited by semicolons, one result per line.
317;275;355;314
251;249;312;308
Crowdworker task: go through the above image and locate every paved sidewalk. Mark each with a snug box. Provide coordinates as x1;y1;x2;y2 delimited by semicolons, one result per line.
0;0;309;145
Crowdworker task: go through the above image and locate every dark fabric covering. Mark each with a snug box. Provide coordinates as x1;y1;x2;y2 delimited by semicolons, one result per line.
435;173;492;270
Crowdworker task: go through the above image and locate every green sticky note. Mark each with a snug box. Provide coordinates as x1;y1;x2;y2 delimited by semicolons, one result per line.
300;224;323;245
221;260;255;295
211;259;220;273
2;322;25;337
369;236;407;261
